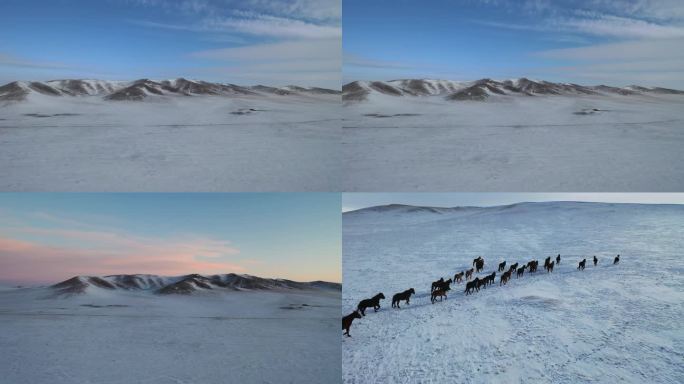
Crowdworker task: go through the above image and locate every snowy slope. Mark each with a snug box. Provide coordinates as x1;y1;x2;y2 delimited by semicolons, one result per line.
0;78;340;102
50;273;341;296
0;89;341;191
342;202;684;384
342;87;684;191
342;78;683;102
0;276;341;383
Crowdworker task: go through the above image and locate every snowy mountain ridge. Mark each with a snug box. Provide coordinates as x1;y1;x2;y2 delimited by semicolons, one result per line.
342;78;684;102
50;273;341;296
0;78;341;102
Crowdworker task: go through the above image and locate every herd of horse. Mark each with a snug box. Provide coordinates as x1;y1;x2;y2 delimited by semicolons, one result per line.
343;254;621;337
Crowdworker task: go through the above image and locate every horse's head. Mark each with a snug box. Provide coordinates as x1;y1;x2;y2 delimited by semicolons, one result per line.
378;293;385;300
409;288;415;294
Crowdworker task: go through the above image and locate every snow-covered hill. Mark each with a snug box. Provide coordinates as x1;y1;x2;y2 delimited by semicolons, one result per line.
50;273;340;296
0;273;341;383
0;78;340;102
342;201;684;383
0;78;341;191
342;78;684;102
342;80;684;192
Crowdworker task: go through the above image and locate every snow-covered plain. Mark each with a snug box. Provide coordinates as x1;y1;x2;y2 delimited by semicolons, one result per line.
342;94;684;191
0;286;341;383
342;202;684;383
0;93;340;191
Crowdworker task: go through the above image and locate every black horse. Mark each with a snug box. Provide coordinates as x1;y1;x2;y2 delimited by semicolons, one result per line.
556;254;561;264
578;259;586;270
547;260;555;273
614;254;620;264
343;310;362;337
475;258;485;273
486;271;496;286
509;262;519;273
517;265;527;278
454;271;464;283
391;288;415;308
357;293;385;316
473;256;483;267
544;256;551;270
527;260;538;273
464;278;479;295
498;261;506;272
431;277;444;292
465;268;474;280
593;255;598;266
432;278;452;292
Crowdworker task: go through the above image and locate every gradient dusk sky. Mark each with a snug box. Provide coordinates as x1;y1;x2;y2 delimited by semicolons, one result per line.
0;193;341;285
344;0;684;88
0;0;341;87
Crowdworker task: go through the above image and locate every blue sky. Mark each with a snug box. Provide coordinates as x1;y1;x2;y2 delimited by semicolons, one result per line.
342;193;684;212
0;0;340;87
0;193;341;284
344;0;684;88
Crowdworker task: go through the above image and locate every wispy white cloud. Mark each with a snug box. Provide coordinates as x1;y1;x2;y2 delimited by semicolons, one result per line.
559;14;684;38
536;38;684;61
0;53;74;70
533;39;684;87
205;13;340;39
193;38;340;61
123;0;340;86
343;52;419;69
241;0;341;21
192;39;340;86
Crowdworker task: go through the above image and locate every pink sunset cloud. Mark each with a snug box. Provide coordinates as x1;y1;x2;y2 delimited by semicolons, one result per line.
0;228;244;284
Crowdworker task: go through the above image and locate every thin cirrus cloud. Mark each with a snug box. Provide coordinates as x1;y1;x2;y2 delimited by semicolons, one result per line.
128;2;342;87
192;38;341;86
0;226;243;284
205;13;341;39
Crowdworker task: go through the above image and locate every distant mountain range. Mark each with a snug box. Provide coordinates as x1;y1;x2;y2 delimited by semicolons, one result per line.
50;273;341;296
0;78;341;102
342;78;684;102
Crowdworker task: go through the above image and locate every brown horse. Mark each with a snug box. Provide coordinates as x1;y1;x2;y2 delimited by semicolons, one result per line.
343;310;362;337
547;260;555;273
431;288;448;303
500;270;512;286
454;271;464;283
465;268;474;280
472;256;483;267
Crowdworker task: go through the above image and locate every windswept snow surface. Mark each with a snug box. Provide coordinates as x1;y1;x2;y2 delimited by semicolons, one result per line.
342;93;684;191
342;202;684;383
0;92;340;191
0;287;341;383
